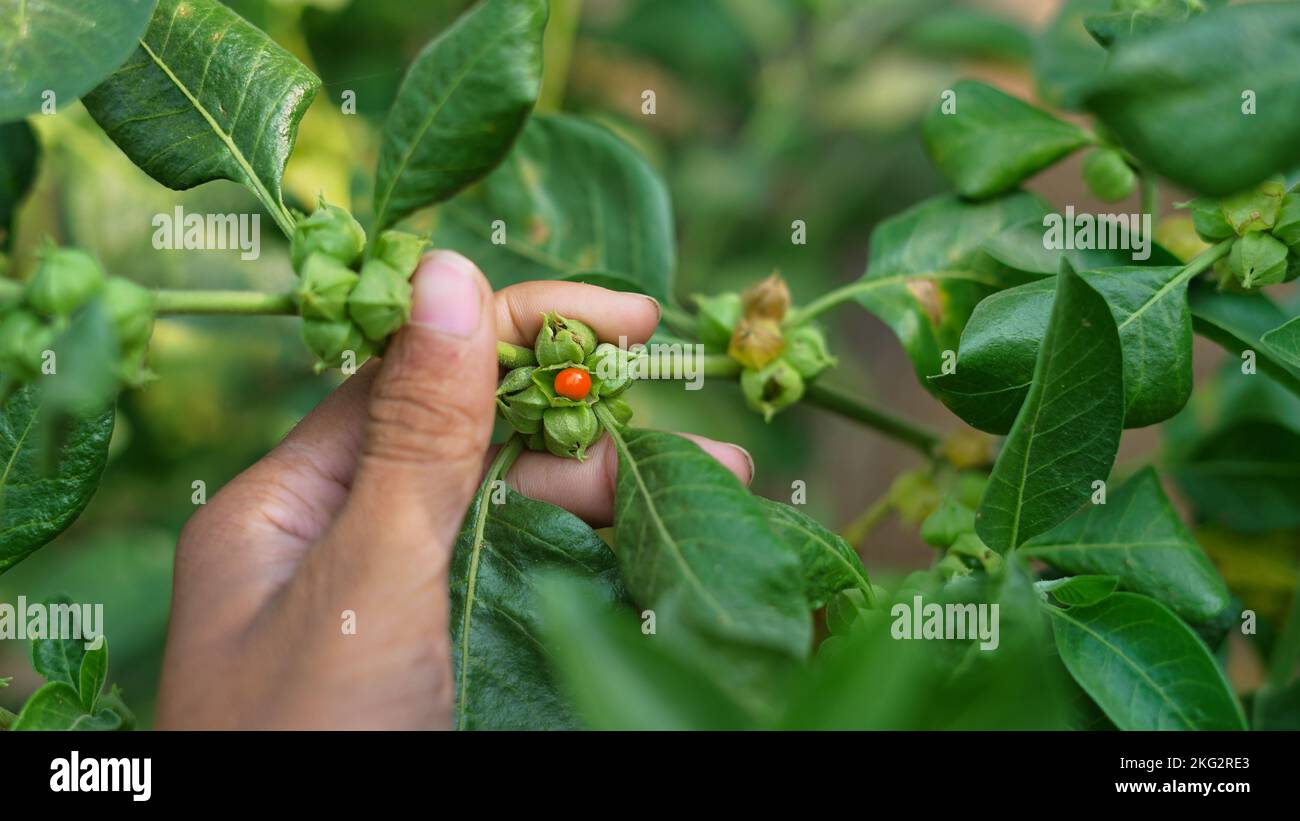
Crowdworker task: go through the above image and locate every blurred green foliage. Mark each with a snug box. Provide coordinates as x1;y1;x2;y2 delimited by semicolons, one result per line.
0;0;1085;724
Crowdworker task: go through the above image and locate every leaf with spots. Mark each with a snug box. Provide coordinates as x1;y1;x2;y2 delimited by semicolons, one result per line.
434;114;675;302
852;192;1049;390
976;265;1124;553
81;0;319;236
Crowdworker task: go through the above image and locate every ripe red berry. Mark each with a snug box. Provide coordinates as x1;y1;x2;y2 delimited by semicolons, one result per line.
554;367;592;400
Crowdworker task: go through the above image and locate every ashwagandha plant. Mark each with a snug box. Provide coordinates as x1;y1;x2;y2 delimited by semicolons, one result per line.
1;0;1299;730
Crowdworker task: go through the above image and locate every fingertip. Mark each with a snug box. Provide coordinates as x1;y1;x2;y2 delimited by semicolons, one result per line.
684;436;755;485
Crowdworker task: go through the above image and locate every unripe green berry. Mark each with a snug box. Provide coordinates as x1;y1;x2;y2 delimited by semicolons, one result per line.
101;277;156;352
740;358;804;421
542;403;600;460
783;324;836;380
0;310;54;380
291;197;366;272
1081;149;1136;202
348;258;412;341
535;312;597;366
296;253;360;321
372;230;429;275
301;318;370;372
26;247;104;318
693;292;742;350
1230;232;1289;288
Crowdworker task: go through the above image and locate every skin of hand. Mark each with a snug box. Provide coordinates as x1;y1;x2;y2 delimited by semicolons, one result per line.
154;251;753;729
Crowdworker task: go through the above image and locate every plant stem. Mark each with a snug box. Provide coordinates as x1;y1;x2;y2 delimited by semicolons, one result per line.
803;382;941;456
153;289;297;316
658;303;697;339
491;433;526;485
783;280;869;328
1140;173;1159;221
1170;237;1234;290
839;492;892;548
700;354;740;377
497;340;537;368
537;0;582;112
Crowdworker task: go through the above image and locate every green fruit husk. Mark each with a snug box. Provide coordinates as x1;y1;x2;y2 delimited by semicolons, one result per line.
1081;149;1136;202
26;246;104;318
296;253;360;321
291;197;366;272
348;258;412;341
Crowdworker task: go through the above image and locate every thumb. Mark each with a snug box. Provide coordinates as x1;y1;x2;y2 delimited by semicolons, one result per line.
333;250;498;559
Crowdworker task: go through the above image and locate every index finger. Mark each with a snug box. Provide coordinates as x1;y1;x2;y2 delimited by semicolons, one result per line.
495;280;661;347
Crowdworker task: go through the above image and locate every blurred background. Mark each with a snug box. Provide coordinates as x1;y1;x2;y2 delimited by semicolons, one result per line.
2;0;1294;724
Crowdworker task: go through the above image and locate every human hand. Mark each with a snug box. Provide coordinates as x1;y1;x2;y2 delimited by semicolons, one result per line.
154;251;752;729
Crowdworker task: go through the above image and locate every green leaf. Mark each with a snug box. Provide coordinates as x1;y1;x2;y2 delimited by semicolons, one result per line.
1084;3;1300;196
539;576;754;730
1084;0;1205;49
371;0;547;231
0;0;157;122
1022;469;1230;623
1047;592;1247;730
603;424;810;710
0;119;37;250
903;9;1032;63
1254;679;1300;729
932;266;1194;433
451;483;629;730
981;219;1179;276
1;386;114;574
756;497;871;611
1175;421;1300;533
82;0;320;236
1189;285;1300;400
78;639;108;712
1034;0;1112;111
1261;316;1300;369
782;563;1069;729
922;81;1091;199
1035;575;1118;607
976;266;1124;553
30;597;86;686
853;191;1048;389
11;681;123;730
434;114;675;302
